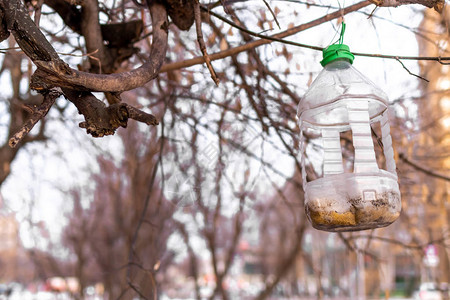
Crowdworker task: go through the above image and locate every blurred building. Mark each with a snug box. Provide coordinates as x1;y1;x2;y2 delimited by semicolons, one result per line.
417;7;450;284
0;199;21;281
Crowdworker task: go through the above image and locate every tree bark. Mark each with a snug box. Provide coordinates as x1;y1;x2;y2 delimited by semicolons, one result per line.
1;0;168;93
369;0;445;12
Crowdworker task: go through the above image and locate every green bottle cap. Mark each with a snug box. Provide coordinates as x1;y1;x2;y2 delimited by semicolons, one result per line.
320;43;355;66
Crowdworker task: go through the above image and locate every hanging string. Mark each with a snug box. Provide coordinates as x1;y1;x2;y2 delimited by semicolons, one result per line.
338;22;346;45
327;20;346;49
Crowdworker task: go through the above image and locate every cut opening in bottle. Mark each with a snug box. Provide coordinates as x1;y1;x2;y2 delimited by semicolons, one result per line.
299;99;401;232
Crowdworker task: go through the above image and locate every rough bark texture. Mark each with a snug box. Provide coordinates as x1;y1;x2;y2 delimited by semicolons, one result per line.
1;0;168;93
370;0;445;12
165;0;195;30
29;2;168;92
3;0;61;62
64;89;158;138
44;0;144;49
79;0;112;73
0;0;165;141
8;88;62;148
0;7;10;42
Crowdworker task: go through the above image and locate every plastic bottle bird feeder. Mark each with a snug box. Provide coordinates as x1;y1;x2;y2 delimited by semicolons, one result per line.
297;24;401;232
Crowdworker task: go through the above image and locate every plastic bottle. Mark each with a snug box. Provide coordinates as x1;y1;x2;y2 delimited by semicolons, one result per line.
297;40;401;232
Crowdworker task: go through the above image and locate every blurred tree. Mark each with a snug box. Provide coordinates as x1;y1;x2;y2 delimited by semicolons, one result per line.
0;0;448;299
63;120;175;300
413;5;450;283
0;0;445;186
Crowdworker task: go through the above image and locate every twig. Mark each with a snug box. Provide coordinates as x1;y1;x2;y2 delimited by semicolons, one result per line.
161;1;450;74
160;1;369;73
399;153;450;182
126;281;148;300
33;0;45;26
438;57;450;65
367;4;378;18
200;5;323;52
175;221;201;299
255;220;307;300
87;50;102;73
338;233;381;261
0;47;21;51
262;0;281;29
57;48;99;57
396;58;429;82
219;0;232;14
338;232;356;251
347;234;450;250
194;0;220;85
8;87;62;148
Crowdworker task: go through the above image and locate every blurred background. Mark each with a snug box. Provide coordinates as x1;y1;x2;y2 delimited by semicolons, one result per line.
0;0;449;299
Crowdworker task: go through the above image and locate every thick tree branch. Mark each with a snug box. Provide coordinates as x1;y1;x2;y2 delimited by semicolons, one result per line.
0;7;9;42
369;0;445;12
80;0;112;73
3;0;62;62
0;0;162;141
43;0;82;33
30;0;168;92
63;89;158;137
1;0;168;93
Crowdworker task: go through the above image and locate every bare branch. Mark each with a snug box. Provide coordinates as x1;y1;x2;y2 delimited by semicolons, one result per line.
399;153;450;182
396;58;429;82
2;0;61;62
2;0;168;93
262;0;281;29
79;0;111;73
161;1;450;74
161;1;371;72
8;87;62;148
369;0;445;13
193;0;219;85
63;89;158;137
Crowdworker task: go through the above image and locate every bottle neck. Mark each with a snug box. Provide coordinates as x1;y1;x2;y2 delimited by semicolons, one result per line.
324;58;352;70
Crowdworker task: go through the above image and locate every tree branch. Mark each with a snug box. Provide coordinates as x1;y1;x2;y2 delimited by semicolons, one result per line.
1;0;162;139
31;2;168;92
3;0;61;62
396;58;429;82
193;0;219;85
160;1;450;74
2;0;168;93
399;153;450;182
161;1;371;73
369;0;445;13
63;89;158;137
8;87;62;148
79;0;111;73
